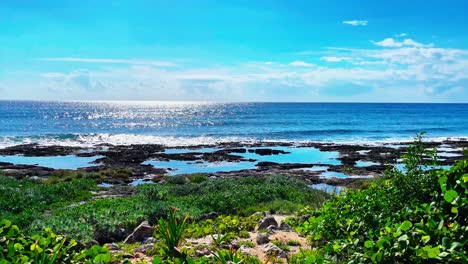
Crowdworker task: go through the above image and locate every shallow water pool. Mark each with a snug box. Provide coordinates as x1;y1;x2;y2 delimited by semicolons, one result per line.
0;154;103;170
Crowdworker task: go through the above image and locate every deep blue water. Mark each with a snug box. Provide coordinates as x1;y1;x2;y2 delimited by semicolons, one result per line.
1;101;468;147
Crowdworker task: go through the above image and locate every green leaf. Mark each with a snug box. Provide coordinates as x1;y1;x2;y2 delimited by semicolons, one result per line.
438;176;448;190
451;206;458;214
364;240;374;248
13;243;23;250
398;234;409;242
424;246;440;258
444;189;458;203
400;220;413;231
461;173;468;182
305;256;316;264
371;252;382;262
421;235;431;244
152;257;162;264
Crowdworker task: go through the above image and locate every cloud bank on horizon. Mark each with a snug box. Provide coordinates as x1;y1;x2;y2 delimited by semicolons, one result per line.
0;0;467;102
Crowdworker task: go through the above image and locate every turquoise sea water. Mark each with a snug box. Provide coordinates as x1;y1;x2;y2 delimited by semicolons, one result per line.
1;101;466;175
1;101;468;147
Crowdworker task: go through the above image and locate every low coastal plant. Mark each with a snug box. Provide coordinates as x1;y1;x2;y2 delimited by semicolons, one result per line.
0;219;111;264
154;208;189;258
0;176;96;229
287;134;468;263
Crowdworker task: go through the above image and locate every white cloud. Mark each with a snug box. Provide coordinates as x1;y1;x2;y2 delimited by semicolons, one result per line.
37;57;177;67
320;56;352;62
3;37;467;102
373;38;432;48
395;33;408;37
342;20;368;26
289;61;314;67
42;69;105;93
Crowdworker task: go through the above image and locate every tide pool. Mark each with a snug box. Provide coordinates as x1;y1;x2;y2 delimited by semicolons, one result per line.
0;155;103;170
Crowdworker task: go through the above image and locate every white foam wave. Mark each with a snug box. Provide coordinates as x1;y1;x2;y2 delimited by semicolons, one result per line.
0;133;467;149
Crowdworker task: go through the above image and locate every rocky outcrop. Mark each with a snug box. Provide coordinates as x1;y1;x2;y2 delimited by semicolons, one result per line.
256;233;270;245
123;221;153;244
258;216;278;231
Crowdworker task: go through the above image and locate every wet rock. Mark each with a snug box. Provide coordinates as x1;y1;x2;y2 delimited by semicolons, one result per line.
256;233;270;245
123;221;153;243
258;216;278;230
223;148;247;153
0;144;79;156
252;148;290;156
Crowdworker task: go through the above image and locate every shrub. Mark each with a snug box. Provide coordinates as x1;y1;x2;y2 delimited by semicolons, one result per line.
0;219;111;264
154;208;188;258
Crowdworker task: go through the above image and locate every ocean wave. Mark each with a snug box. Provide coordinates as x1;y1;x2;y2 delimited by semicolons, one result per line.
0;133;467;149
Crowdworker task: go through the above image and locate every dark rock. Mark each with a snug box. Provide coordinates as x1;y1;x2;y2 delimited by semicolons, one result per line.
143;237;157;243
299;214;312;224
262;243;287;257
253;148;290;156
266;225;277;234
198;212;219;221
106;243;120;250
239;245;252;255
256;233;270;245
123;221;153;243
134;244;154;254
258;216;278;230
279;222;293;232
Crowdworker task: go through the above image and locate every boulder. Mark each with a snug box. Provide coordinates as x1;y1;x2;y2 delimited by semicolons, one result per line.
123;221;153;243
134;244;154;254
299;214;312;224
256;233;270;245
262;243;287;258
279;222;293;232
258;216;278;230
266;225;277;234
239;245;252;255
105;243;119;250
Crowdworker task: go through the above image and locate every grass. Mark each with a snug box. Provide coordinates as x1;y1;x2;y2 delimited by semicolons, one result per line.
2;172;329;245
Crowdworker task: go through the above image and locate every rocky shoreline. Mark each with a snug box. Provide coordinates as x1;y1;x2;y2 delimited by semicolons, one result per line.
1;139;466;188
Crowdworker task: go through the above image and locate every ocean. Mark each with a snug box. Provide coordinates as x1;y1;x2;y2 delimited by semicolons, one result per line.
1;101;468;148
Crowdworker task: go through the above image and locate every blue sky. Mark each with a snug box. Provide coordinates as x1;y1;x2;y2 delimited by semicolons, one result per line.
1;0;468;102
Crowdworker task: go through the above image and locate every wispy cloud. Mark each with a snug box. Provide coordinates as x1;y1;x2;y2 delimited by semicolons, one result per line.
342;20;368;26
320;56;352;62
395;33;408;37
289;61;314;67
7;37;466;102
373;38;432;48
36;57;177;67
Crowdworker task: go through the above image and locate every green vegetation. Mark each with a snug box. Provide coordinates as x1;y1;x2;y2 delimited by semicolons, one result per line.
1;134;467;263
154;209;188;258
0;176;96;228
286;134;468;263
0;219;110;264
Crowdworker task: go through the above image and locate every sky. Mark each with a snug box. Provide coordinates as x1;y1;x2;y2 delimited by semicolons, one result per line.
0;0;468;102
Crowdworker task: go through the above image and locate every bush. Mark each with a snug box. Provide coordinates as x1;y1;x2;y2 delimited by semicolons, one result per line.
0;219;111;264
287;134;468;263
